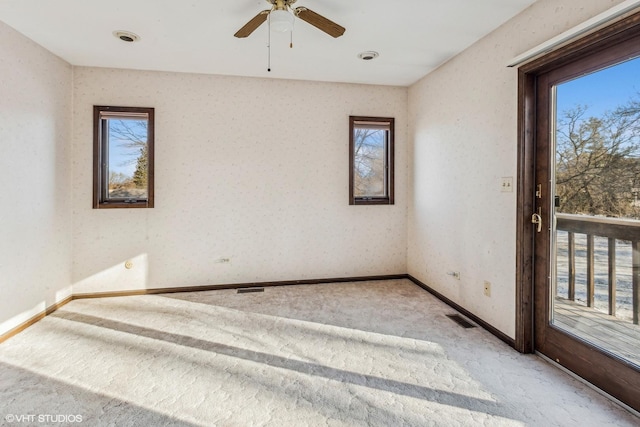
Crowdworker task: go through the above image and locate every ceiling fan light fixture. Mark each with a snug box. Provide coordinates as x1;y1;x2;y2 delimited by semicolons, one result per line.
270;9;294;33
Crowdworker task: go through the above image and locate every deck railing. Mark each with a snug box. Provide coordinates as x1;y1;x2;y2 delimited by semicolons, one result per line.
556;213;640;325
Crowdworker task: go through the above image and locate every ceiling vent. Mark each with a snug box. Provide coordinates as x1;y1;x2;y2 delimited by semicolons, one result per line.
113;31;140;43
358;51;379;61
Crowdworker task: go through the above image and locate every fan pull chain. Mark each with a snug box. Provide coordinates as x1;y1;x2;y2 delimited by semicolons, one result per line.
290;17;295;48
267;13;271;72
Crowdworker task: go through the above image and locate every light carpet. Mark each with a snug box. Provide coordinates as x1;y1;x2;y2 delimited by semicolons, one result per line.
0;279;637;426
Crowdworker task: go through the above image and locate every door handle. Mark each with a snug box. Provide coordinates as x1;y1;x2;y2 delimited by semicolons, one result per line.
531;208;542;233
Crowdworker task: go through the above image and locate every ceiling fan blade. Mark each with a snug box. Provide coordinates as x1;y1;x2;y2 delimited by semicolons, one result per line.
234;10;270;38
294;7;345;38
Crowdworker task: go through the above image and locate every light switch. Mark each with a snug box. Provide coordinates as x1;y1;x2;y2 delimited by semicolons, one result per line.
501;177;513;192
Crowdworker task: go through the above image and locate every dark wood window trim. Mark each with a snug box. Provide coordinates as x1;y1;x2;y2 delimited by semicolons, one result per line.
349;116;395;205
93;106;155;209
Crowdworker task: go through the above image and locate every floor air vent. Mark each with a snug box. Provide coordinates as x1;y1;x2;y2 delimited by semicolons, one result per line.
237;288;265;294
446;314;476;329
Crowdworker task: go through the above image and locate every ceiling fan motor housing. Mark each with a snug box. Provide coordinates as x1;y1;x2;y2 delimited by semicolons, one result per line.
269;0;297;7
234;0;345;39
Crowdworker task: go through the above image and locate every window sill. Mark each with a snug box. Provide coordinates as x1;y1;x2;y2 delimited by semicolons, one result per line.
351;198;394;205
94;201;153;209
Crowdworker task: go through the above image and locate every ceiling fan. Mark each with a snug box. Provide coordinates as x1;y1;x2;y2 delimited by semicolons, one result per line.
234;0;345;39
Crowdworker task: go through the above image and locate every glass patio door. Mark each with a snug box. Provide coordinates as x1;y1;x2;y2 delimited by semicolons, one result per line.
532;33;640;411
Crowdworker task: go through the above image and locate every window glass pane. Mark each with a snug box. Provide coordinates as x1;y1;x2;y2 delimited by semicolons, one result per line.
555;56;640;220
552;55;640;366
106;118;149;200
353;126;387;198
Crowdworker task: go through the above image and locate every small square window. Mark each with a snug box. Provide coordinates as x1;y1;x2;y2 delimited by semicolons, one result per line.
349;116;394;205
93;106;154;208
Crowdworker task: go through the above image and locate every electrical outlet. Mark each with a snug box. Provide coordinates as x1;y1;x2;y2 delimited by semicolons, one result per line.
484;281;491;297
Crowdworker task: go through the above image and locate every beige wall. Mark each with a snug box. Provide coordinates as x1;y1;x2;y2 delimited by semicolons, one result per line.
71;68;408;294
2;0;630;340
0;21;73;335
407;0;626;338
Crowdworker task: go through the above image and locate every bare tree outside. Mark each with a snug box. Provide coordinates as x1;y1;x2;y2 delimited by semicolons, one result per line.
353;127;386;197
107;119;148;198
556;94;640;219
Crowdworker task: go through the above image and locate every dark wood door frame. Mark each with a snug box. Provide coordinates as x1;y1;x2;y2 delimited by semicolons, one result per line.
516;8;640;354
515;65;536;354
515;11;640;410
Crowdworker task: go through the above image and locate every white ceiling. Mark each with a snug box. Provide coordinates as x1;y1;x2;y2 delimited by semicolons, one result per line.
0;0;537;87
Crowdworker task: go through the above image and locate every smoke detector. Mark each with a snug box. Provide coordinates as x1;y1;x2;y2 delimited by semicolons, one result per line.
358;51;379;61
113;31;140;43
